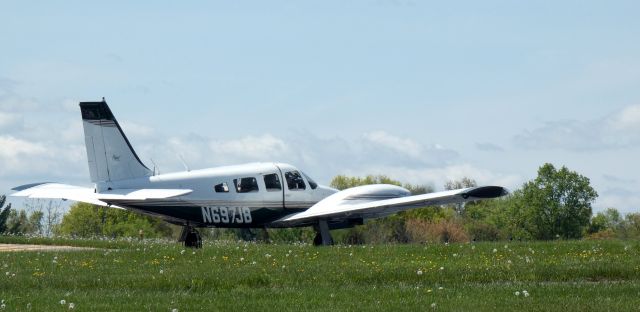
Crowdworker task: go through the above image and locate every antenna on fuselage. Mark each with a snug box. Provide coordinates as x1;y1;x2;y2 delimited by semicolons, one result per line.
179;154;190;172
150;158;159;175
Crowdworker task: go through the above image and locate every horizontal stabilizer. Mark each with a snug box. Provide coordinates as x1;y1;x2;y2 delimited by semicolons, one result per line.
96;189;192;201
11;183;117;208
11;183;192;208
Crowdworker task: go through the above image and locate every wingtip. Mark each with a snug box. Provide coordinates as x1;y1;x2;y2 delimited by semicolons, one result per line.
463;186;509;199
11;182;52;192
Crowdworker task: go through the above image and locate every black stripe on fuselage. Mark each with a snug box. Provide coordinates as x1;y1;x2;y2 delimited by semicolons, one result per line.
115;202;306;228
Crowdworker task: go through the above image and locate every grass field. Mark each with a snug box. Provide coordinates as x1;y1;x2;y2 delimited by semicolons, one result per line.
1;236;639;311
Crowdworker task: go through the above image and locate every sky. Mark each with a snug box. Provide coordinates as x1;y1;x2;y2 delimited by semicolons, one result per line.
1;1;639;213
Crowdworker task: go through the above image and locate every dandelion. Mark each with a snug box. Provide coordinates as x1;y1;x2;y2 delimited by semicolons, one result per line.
240;257;244;262
265;253;272;258
523;290;529;297
514;291;520;296
180;250;185;255
251;261;256;265
349;253;353;257
439;267;444;271
453;253;458;257
159;269;164;274
60;299;66;305
417;269;423;276
172;309;179;312
0;303;5;310
438;287;443;290
69;303;75;309
431;302;437;308
492;248;497;253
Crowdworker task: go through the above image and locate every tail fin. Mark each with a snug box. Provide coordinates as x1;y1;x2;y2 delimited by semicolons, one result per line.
80;100;151;183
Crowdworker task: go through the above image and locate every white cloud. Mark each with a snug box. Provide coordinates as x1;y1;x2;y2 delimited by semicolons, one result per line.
0;112;21;129
120;120;156;139
609;104;640;131
210;134;289;160
0;135;47;159
363;130;422;158
514;104;640;151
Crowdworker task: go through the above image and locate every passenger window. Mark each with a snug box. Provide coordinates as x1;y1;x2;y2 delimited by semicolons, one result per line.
234;177;259;193
214;182;229;193
285;171;306;190
303;172;318;190
263;173;282;191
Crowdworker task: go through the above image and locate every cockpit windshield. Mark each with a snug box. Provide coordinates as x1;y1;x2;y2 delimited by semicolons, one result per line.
302;172;318;190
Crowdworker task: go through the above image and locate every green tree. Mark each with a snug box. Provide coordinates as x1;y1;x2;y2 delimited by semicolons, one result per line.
57;202;174;238
0;195;11;233
329;175;437;244
588;208;622;234
444;177;477;191
521;163;598;240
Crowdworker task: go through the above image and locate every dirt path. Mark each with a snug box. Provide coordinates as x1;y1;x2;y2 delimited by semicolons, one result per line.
0;243;96;252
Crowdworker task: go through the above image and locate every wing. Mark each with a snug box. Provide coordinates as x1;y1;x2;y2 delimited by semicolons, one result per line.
11;182;192;208
275;185;508;227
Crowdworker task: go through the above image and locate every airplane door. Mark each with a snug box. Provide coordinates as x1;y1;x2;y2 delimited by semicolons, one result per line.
261;168;285;210
280;169;314;209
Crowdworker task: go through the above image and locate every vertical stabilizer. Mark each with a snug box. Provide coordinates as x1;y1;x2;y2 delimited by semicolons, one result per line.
80;100;151;183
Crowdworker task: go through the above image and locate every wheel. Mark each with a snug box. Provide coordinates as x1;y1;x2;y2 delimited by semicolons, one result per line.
184;228;202;249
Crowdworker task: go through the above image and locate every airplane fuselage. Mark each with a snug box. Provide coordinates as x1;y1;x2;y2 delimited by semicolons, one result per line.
98;162;337;228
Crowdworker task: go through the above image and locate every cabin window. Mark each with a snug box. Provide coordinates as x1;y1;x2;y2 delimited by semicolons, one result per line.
303;172;318;190
234;177;259;193
214;182;229;193
285;171;306;190
264;173;282;191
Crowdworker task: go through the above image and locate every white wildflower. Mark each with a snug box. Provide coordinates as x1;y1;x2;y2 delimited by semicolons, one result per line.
439;267;444;271
431;302;437;308
417;269;423;276
180;250;185;255
438;287;443;290
69;302;75;309
523;290;529;297
514;291;520;296
60;299;66;305
159;269;164;274
492;248;497;253
172;309;178;312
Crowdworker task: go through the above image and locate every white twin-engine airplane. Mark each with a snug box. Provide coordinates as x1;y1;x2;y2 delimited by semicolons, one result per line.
12;100;508;247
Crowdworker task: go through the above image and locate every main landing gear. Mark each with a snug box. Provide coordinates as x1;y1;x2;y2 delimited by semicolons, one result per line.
179;225;202;249
313;219;334;246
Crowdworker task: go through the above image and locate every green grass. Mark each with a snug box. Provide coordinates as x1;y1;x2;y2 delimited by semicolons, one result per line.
1;236;640;311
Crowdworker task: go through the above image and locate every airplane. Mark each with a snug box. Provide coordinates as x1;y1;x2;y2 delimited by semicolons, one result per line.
11;99;508;247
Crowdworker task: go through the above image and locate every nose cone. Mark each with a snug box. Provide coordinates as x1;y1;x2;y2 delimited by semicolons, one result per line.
317;185;338;199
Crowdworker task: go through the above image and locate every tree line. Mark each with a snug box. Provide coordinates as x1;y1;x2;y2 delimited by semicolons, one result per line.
2;163;639;243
